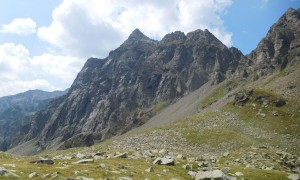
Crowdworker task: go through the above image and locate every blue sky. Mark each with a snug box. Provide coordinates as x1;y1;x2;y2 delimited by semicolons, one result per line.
0;0;299;97
223;0;300;54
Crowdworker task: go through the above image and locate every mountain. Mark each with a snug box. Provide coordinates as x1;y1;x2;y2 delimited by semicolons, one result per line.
0;8;299;180
248;8;300;76
0;89;68;151
10;8;300;154
15;29;244;151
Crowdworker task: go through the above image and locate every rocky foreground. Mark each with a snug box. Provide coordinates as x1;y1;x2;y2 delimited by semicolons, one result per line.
1;145;300;179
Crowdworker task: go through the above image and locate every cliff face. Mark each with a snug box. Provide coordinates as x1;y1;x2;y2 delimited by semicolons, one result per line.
18;28;243;150
14;8;300;151
248;8;300;76
0;89;67;151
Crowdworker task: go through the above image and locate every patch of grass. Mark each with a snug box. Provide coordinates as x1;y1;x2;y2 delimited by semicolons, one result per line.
227;165;289;180
263;70;289;86
184;127;255;150
153;102;168;113
0;150;191;179
224;88;300;137
201;83;226;108
222;88;300;155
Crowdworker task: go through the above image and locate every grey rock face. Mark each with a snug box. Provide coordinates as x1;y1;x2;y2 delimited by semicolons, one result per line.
16;28;243;150
248;8;300;75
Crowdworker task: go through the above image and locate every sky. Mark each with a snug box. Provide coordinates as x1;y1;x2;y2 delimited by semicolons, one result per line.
0;0;299;97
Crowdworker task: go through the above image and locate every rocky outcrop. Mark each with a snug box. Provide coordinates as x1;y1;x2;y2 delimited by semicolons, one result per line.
248;8;300;76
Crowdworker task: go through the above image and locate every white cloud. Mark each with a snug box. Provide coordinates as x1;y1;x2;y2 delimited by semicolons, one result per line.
0;0;234;96
261;0;269;7
0;43;84;97
1;18;36;36
38;0;233;58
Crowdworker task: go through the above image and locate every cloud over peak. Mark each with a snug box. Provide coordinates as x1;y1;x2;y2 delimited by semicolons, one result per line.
38;0;233;59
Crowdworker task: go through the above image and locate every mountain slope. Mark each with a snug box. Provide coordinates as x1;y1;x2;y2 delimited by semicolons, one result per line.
15;29;244;151
0;89;68;151
1;8;300;180
10;8;300;155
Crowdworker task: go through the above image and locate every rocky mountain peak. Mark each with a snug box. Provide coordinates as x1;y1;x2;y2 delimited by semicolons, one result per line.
161;31;186;44
248;8;300;75
128;28;146;39
121;28;157;46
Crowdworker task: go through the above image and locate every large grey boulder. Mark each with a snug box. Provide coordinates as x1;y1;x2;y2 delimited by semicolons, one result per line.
195;170;225;180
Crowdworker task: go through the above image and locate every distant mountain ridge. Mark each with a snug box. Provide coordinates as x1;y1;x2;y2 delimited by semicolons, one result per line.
0;89;68;151
9;8;300;153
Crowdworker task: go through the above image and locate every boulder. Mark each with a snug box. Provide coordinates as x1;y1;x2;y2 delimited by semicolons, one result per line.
274;99;286;107
235;172;244;177
0;167;19;177
153;156;175;165
114;152;128;158
75;176;95;180
195;170;225;180
188;171;197;178
72;159;94;164
30;159;54;165
288;173;300;180
234;92;249;106
29;172;38;179
145;167;154;172
182;164;192;170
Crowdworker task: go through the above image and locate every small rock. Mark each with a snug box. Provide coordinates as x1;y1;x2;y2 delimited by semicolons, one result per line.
0;167;19;177
274;100;286;107
182;164;192;170
159;149;168;155
52;172;59;178
162;169;168;173
30;159;54;165
235;172;244;177
153;157;175;165
111;170;121;174
99;163;106;169
288;173;300;180
75;176;94;180
118;164;126;169
272;110;279;116
76;153;86;159
145;167;154;172
188;171;197;178
118;177;132;180
176;154;186;160
42;173;51;179
133;151;142;158
94;152;106;156
221;167;230;173
72;159;94;164
153;158;162;165
143;151;154;158
29;172;38;179
234;92;249;106
2;164;16;168
223;151;230;157
114;152;128;158
195;170;224;180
